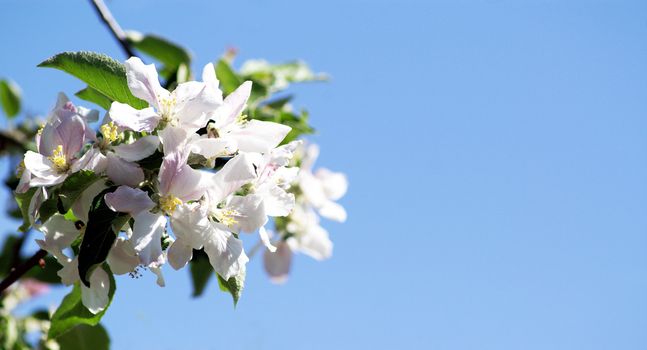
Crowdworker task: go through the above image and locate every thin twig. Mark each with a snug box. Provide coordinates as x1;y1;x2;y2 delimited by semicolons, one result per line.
0;249;47;294
88;0;136;58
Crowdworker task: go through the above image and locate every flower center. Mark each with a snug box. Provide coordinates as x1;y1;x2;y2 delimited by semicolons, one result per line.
160;195;182;214
47;145;68;173
214;208;240;228
159;96;177;125
100;122;121;144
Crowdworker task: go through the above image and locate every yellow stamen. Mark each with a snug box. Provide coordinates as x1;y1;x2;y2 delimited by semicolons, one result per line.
160;195;182;214
159;96;177;124
100;122;121;144
215;208;240;228
47;145;68;172
36;124;45;135
236;114;248;126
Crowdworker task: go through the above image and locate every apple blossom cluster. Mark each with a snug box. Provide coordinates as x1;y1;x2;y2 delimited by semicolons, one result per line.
14;57;345;313
263;143;348;283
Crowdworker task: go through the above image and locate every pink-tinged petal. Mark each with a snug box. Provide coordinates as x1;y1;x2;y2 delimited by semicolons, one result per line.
213;81;252;129
72;180;107;223
112;135;160;162
263;241;292;284
109;102;160;132
125;57;168;108
106;153;145;187
190;137;235;158
80;267;110;314
107;237;139;275
167;239;193;270
228;120;291;153
206;153;257;204
159;152;208;201
16;168;31;194
259;226;277;253
72;148;107;174
104;185;155;216
158;126;189;157
57;115;87;159
203;223;248;280
132;211;167;267
173;81;220;132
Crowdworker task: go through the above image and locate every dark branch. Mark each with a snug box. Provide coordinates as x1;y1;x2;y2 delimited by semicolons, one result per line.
88;0;136;58
0;249;48;294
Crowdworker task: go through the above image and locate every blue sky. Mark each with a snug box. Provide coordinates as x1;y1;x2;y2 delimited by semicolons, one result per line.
2;0;647;349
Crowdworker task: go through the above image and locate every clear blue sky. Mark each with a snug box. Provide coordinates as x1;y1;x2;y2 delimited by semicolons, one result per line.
2;0;647;349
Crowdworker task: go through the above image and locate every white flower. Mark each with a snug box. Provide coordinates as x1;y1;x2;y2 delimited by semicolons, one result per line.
298;143;348;222
108;57;222;133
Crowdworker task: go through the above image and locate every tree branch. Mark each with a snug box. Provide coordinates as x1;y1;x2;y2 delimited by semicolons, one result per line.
0;249;47;294
88;0;136;58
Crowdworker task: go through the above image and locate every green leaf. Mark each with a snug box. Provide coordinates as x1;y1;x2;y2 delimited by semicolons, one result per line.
77;187;128;287
38;51;147;109
0;79;21;118
0;235;20;276
75;87;112;110
57;171;102;214
240;59;327;92
215;59;242;95
189;249;213;297
38;196;59;224
15;188;36;232
48;268;116;339
56;324;110;350
126;32;191;79
217;267;246;306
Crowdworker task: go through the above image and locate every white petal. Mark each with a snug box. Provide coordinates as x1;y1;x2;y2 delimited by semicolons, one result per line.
106;153;145;187
80;267;110;314
158;126;189;157
167;239;193;270
213;81;251;129
315;168;348;201
132;211;167;267
318;201;347;222
297;225;333;261
203;224;248;280
149;266;165;287
226;195;267;233
260;185;295;217
39;214;80;260
125;57;168;108
228;120;291;153
23;151;62;185
201;62;223;98
107;237;139;275
190;137;235;158
112;135;160;162
173;81;220;132
206;153;257;204
170;203;210;248
259;226;277;252
104;185;155;216
56;257;79;286
108;102;160;132
263;241;291;284
72;148;107;174
71;180;107;223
